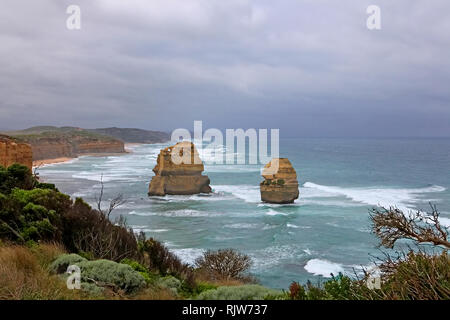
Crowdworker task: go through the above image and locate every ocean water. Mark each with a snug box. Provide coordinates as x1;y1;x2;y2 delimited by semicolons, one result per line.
37;138;450;289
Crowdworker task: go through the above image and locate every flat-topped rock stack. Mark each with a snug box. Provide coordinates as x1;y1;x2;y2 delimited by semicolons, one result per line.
148;141;212;196
260;158;299;204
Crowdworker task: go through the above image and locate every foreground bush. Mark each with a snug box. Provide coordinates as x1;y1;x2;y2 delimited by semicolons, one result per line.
0;164;38;194
0;164;139;262
371;251;450;300
195;248;252;282
140;237;195;289
157;276;182;295
58;258;147;294
197;285;282;300
120;258;159;284
63;198;139;262
0;188;71;242
50;253;87;274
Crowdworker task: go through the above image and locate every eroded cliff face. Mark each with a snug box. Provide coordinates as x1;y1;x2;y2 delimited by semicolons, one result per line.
148;142;212;196
0;136;33;170
22;137;125;161
75;141;125;155
29;136;76;161
260;158;299;204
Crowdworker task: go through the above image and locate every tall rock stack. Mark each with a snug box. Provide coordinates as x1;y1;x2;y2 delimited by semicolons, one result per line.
0;135;33;170
148;141;212;196
260;158;299;204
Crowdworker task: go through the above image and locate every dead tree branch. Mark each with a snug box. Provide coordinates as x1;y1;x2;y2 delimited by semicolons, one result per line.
370;203;450;249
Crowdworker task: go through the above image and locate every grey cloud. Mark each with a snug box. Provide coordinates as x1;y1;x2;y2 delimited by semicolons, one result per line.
0;0;449;137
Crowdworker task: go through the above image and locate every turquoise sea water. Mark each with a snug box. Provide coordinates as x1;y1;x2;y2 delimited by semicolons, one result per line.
38;138;450;289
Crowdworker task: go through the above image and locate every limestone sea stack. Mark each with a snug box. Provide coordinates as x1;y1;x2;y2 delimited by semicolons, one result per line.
260;158;299;204
148;142;212;196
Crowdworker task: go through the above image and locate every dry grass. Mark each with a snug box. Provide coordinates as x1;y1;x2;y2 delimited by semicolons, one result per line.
0;243;185;300
378;251;450;300
0;243;83;300
30;242;67;268
194;269;247;287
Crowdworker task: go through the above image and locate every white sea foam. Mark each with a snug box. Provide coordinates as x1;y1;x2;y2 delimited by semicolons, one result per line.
150;192;233;203
171;248;205;266
129;209;210;217
212;185;260;203
250;244;312;271
304;259;345;277
265;209;288;216
131;225;168;233
224;223;261;229
303;182;445;212
287;223;300;228
72;172;131;182
304;259;378;278
297;199;364;207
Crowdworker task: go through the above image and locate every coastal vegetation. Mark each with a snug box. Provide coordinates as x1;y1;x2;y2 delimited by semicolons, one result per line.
0;163;448;300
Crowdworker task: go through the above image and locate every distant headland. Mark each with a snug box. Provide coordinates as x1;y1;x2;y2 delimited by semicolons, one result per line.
0;126;170;166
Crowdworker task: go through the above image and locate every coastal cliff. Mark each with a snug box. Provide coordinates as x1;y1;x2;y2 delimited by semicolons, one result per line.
148;142;211;196
0;135;33;170
260;158;299;204
2;126;126;162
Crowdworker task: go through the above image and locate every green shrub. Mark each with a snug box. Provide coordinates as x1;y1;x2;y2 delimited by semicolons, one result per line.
76;259;146;293
0;164;36;194
197;285;282;300
377;251;450;300
0;188;69;243
81;282;105;296
277;179;285;185
120;258;157;284
323;273;354;299
157;276;182;295
141;237;195;288
120;258;148;273
77;251;94;260
193;282;218;295
63;198;139;262
35;182;58;191
50;253;87;274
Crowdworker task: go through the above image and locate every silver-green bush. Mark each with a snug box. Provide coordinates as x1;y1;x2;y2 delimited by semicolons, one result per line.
197;285;283;300
49;253;87;274
157;276;182;295
76;259;146;293
81;282;105;296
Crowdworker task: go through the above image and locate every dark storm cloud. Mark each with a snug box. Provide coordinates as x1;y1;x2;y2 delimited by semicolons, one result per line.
0;0;449;136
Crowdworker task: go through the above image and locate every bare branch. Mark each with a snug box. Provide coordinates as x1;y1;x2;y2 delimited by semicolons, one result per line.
370;204;450;249
94;173;126;219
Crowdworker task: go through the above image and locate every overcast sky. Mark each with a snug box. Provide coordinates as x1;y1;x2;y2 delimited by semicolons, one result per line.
0;0;449;137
